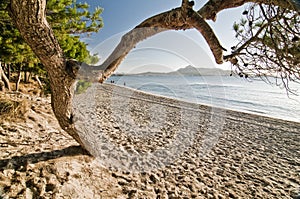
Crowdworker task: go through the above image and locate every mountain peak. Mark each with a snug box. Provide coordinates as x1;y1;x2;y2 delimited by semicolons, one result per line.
172;65;230;76
184;65;195;69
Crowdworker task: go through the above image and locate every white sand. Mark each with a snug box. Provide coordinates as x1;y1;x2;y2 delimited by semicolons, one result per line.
0;84;299;198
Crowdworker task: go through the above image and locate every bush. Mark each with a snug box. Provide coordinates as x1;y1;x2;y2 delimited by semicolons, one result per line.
75;80;91;94
0;96;28;121
0;99;17;115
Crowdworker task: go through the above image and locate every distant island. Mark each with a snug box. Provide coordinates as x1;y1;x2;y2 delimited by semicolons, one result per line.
113;65;231;76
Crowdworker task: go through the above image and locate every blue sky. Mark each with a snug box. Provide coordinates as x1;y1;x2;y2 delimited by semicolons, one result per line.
81;0;245;73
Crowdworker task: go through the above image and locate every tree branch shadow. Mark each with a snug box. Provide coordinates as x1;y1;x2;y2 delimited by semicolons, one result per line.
0;145;91;171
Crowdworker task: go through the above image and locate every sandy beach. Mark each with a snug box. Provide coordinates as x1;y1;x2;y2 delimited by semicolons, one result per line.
0;83;299;198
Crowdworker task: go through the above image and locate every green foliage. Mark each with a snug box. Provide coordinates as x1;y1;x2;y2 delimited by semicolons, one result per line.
57;34;89;62
0;2;37;65
46;0;103;35
231;4;300;89
75;80;92;94
233;22;239;32
84;53;100;65
0;0;103;76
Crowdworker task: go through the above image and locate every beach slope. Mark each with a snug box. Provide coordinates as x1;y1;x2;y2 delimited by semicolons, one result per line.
0;84;299;198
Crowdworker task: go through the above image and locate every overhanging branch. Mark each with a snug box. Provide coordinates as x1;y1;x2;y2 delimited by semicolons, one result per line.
188;11;226;64
95;5;225;82
96;8;187;82
224;23;268;61
198;0;298;21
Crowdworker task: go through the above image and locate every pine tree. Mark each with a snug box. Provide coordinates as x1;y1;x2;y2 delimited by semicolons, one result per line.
0;0;103;88
229;4;300;90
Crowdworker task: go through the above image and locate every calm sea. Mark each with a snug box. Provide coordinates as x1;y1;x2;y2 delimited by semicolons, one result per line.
107;75;300;123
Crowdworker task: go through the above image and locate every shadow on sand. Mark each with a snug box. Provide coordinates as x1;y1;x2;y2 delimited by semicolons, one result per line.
0;145;90;170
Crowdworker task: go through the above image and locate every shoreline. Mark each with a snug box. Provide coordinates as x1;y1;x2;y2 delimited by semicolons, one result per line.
108;71;300;123
75;83;299;196
1;84;300;198
104;83;300;126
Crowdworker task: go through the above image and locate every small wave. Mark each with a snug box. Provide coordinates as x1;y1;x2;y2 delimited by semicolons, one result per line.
108;75;300;122
189;83;242;89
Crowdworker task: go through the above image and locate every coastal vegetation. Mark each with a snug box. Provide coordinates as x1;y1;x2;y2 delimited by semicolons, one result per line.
0;1;299;198
0;0;101;93
1;0;300;151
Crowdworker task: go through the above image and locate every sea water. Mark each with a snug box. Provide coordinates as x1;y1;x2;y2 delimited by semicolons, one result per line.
107;75;300;123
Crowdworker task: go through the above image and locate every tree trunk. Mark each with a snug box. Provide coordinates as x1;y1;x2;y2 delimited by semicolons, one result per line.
8;0;298;149
9;0;85;147
24;70;29;83
0;63;11;91
0;64;5;92
16;66;21;92
1;65;11;91
6;63;11;80
35;75;43;90
35;75;44;89
35;74;44;97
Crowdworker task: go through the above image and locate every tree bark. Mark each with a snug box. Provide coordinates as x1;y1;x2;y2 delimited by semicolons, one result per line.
35;75;43;90
24;70;30;83
96;4;226;82
16;67;21;92
97;7;191;81
198;0;298;21
2;72;10;91
9;0;85;147
6;63;10;80
0;63;10;91
0;64;5;92
97;0;299;82
8;0;298;149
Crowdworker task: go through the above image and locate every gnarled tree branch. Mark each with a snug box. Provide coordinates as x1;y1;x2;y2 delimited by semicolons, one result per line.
187;11;226;64
9;0;86;147
9;0;299;149
97;7;192;82
198;0;298;21
224;23;268;61
96;3;226;82
227;3;300;91
95;0;299;83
